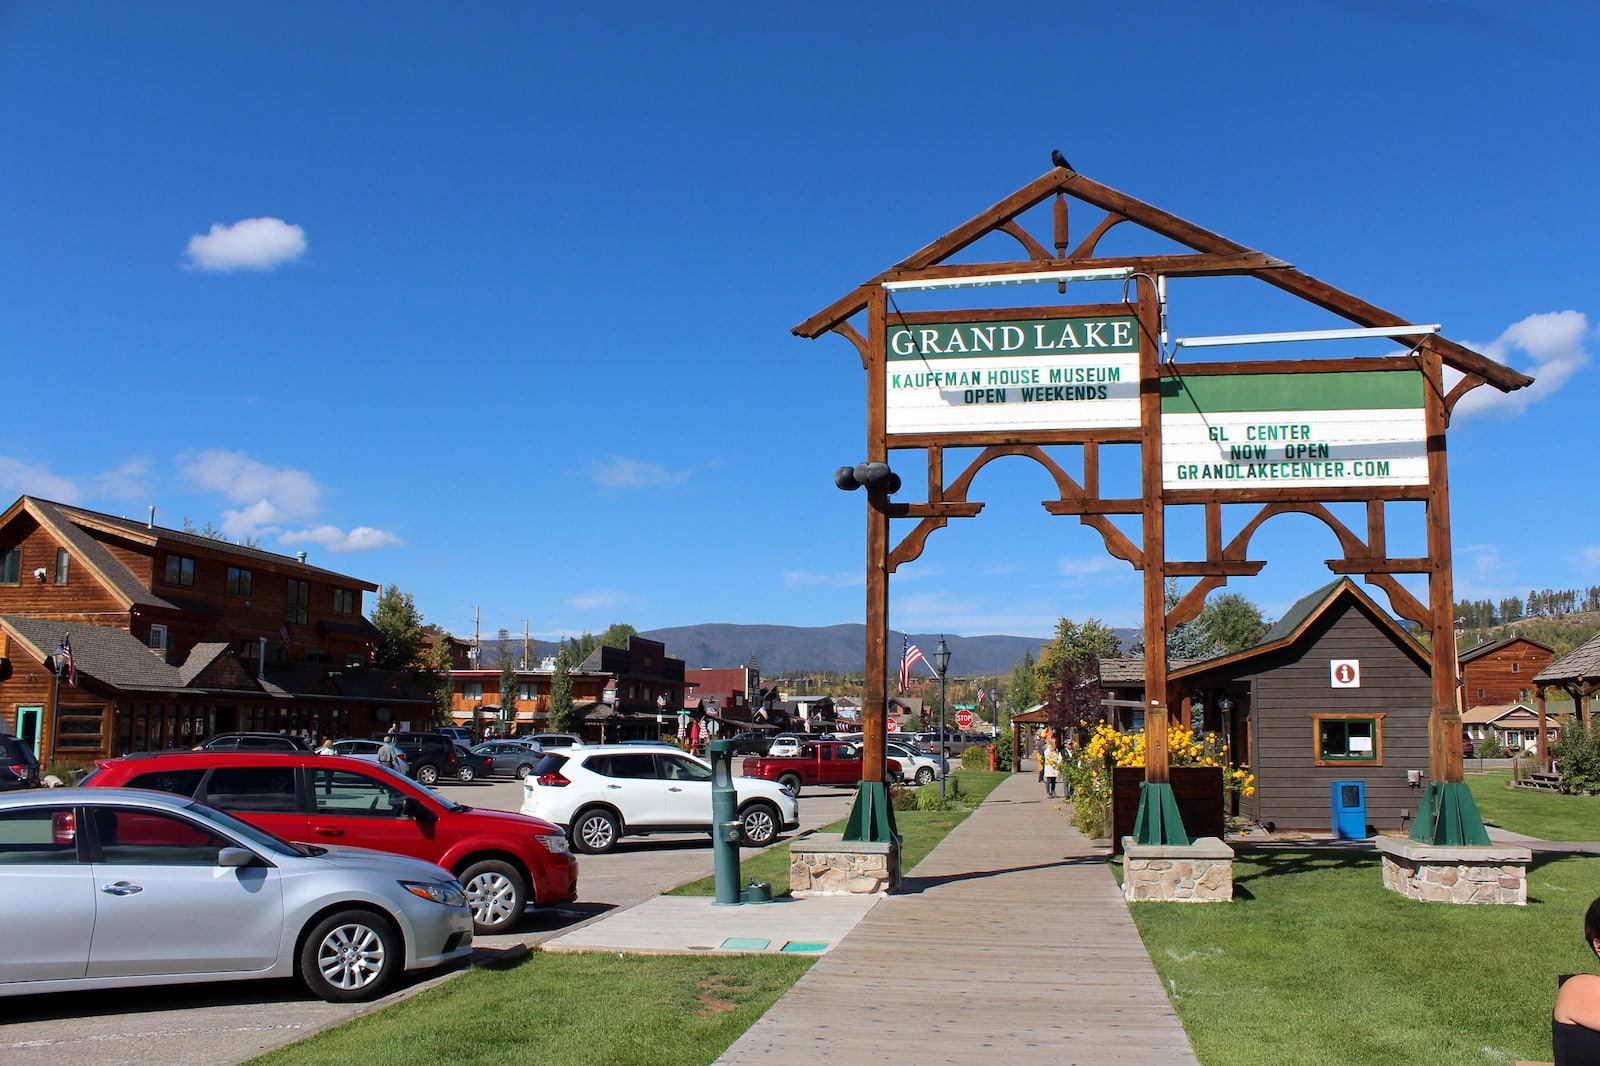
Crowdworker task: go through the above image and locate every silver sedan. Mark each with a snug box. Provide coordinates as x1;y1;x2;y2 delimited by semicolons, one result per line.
0;787;473;1002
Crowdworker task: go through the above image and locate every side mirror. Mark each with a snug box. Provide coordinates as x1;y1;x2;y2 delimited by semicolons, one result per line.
402;797;435;821
218;847;256;868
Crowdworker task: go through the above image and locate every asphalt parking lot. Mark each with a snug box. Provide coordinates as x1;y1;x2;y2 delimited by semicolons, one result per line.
0;770;860;1066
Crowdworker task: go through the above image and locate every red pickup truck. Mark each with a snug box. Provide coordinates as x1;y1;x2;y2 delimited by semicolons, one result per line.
741;740;901;796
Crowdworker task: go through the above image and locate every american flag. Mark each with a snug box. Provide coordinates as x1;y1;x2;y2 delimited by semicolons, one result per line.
280;623;291;651
56;633;78;688
898;636;925;694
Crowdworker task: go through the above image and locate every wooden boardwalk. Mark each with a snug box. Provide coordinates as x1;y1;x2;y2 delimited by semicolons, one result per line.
717;771;1199;1065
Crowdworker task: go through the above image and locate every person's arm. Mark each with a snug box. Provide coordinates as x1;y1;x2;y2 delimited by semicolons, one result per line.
1555;974;1600;1028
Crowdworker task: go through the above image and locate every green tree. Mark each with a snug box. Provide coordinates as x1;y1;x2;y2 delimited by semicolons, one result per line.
497;628;516;729
1195;593;1267;655
1035;617;1121;690
599;623;637;650
562;633;599;664
1007;650;1040;712
1166;579;1222;660
421;629;454;727
371;585;425;671
546;645;577;734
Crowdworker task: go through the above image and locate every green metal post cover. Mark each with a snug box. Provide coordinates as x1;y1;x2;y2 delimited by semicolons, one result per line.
842;780;900;843
1131;781;1191;847
1408;780;1490;846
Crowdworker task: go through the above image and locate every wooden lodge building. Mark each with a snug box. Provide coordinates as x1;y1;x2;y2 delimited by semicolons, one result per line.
0;496;432;766
1097;579;1434;834
1459;635;1553;708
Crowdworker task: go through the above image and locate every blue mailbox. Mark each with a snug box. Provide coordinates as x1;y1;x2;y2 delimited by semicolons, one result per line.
1331;780;1366;839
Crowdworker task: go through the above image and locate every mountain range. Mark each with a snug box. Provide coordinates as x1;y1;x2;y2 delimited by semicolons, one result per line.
641;623;1060;676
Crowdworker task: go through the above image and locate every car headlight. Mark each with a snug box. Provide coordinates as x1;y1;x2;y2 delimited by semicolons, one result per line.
401;879;467;907
536;832;572;855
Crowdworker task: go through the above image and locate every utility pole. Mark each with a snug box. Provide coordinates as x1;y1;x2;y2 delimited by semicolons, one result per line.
472;606;480;671
522;620;530;670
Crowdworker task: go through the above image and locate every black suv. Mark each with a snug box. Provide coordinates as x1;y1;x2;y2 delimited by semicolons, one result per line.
199;731;313;752
0;733;40;786
388;732;461;785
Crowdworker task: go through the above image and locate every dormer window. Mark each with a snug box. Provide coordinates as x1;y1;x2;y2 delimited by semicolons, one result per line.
165;554;195;587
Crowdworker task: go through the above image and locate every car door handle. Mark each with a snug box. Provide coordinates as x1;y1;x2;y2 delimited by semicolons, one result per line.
667;786;684;793
311;826;346;837
606;784;622;790
100;881;143;896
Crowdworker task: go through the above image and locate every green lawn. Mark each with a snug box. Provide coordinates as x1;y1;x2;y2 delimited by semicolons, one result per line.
248;952;812;1066
1466;768;1600;841
1128;846;1600;1065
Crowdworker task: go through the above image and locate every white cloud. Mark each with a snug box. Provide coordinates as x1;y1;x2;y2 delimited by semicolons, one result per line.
0;456;82;502
184;217;307;272
588;457;689;491
280;525;405;553
1056;555;1133;582
174;449;397;553
1451;310;1592;418
92;457;155;499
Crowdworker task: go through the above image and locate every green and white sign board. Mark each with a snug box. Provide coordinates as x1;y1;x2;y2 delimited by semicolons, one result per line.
1162;370;1427;490
886;315;1140;434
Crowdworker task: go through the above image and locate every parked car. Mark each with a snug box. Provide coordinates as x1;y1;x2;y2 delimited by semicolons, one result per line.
1462;732;1476;759
887;741;947;785
82;750;578;935
330;737;410;777
741;739;900;797
471;740;544;780
1;732;41;785
727;732;775;756
521;732;584;749
521;744;799;854
0;786;473;1002
451;743;495;782
198;731;313;753
388;732;462;785
437;726;475;744
766;734;803;757
0;764;32;791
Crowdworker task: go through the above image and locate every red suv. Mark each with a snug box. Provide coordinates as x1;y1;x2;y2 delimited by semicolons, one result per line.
84;751;577;935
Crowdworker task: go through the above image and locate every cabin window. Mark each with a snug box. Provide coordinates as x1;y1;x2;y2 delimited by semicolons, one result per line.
346;653;363;668
227;567;253;596
165;554;195;587
518;682;538;701
1311;714;1384;766
55;706;107;751
1;548;22;584
55;548;70;584
286;579;309;625
333;588;356;615
1512;662;1520;673
464;682;483;700
147;624;169;651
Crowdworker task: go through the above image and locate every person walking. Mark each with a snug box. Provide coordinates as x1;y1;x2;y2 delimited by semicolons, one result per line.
1043;742;1063;799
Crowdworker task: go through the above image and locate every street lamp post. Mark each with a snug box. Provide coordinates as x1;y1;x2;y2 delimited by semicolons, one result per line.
934;637;951;802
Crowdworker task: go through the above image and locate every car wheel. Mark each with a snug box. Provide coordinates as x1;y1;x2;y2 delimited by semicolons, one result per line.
572;808;620;854
460;858;527;934
777;773;802;796
456;764;477;783
915;767;935;785
739;802;780;846
515;763;535;780
298;908;399;1003
415;763;440;786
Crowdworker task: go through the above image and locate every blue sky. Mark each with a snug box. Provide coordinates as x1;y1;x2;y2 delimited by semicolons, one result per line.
2;2;1595;650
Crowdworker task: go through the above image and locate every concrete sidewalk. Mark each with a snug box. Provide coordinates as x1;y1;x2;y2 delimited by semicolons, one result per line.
713;770;1198;1064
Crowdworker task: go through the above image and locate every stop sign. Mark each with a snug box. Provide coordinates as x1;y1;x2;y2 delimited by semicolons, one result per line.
886;717;899;733
955;709;975;730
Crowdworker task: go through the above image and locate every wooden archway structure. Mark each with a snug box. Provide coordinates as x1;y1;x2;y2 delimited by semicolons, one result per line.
796;164;1531;847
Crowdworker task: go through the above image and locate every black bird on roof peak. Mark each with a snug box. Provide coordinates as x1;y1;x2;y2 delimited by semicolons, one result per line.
1051;149;1072;170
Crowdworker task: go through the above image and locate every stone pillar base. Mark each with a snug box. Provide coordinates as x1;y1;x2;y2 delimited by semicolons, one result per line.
1375;836;1531;905
790;833;900;896
1122;836;1234;902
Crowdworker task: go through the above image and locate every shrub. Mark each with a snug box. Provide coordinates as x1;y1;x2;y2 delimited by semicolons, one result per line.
1551;722;1600;794
960;745;992;772
993;732;1014;769
1476;734;1505;759
889;783;920;811
916;785;950;812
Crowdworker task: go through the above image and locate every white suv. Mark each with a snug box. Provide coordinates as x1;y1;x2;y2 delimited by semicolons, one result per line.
521;745;799;854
